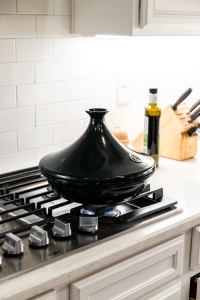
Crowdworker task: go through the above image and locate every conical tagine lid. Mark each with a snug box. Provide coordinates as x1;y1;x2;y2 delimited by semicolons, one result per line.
39;109;155;185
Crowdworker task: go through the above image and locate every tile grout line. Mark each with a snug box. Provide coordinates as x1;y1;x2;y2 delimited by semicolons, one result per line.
16;129;19;152
35;14;37;38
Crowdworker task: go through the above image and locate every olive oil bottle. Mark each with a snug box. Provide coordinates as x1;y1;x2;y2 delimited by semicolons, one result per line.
143;88;161;167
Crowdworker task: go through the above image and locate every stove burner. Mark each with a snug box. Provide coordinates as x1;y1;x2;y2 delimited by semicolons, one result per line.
104;207;119;217
80;208;95;215
43;192;58;199
80;207;119;217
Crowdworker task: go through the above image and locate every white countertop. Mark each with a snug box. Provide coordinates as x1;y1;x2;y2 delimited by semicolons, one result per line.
1;155;200;300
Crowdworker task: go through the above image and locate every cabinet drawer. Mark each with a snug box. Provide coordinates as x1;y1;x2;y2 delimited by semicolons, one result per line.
190;225;200;269
70;236;183;300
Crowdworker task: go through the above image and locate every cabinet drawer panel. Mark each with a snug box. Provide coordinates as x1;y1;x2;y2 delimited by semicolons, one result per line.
190;225;200;269
89;256;175;300
70;236;183;300
155;0;200;14
141;283;181;300
140;0;200;30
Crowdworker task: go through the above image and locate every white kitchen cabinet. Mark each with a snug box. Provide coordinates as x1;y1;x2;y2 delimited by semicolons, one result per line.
71;0;138;36
140;0;200;35
71;0;200;36
70;236;183;300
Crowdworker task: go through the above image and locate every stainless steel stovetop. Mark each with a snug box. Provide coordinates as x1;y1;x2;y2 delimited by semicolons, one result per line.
0;167;182;283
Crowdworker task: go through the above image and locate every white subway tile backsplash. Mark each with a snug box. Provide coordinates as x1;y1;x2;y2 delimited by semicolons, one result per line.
53;38;115;60
54;0;70;15
0;0;16;14
17;83;52;107
53;80;85;102
0;86;16;109
69;98;99;121
70;57;117;79
0;150;35;174
85;76;117;98
112;114;129;142
53;38;86;59
36;102;69;126
0;15;35;38
35;142;68;164
84;38;116;58
0;62;34;86
0;131;17;155
16;39;52;61
105;115;113;129
99;95;117;111
0;39;15;62
36;16;70;37
35;60;69;83
1;34;200;175
0;107;35;132
17;0;53;14
18;126;52;151
112;112;137;139
53;120;84;144
115;38;139;60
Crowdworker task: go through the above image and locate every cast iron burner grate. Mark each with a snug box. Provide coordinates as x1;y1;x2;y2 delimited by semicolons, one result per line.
0;167;74;239
0;167;178;239
70;185;178;223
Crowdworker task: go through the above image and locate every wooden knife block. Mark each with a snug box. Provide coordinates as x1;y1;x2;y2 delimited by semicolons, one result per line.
132;103;199;161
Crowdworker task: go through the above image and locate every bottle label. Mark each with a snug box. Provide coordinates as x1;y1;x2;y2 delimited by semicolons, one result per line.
149;93;157;103
143;116;148;154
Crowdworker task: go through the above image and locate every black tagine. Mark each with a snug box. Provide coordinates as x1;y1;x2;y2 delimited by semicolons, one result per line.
39;108;156;205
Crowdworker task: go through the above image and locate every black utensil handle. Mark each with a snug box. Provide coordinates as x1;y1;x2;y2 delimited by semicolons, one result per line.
171;88;192;110
188;124;200;136
189;99;200;113
191;108;200;121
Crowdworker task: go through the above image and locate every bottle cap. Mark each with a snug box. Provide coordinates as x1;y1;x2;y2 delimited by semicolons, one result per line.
149;88;157;94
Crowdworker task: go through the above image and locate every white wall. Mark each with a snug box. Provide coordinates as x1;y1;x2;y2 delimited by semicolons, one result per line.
0;0;200;174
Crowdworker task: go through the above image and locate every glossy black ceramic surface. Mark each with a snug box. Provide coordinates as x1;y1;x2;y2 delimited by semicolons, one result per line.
47;177;149;205
39;109;155;204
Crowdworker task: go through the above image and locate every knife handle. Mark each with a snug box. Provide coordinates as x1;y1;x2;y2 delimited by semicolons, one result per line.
189;99;200;113
171;88;192;111
191;108;200;121
188;124;200;136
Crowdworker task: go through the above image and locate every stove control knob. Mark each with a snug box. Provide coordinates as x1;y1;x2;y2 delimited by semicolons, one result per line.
0;255;2;265
52;218;71;238
79;216;98;233
28;225;49;247
2;233;24;255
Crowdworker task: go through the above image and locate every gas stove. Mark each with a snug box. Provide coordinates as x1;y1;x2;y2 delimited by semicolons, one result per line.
0;167;182;283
